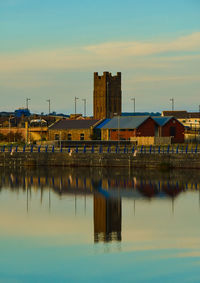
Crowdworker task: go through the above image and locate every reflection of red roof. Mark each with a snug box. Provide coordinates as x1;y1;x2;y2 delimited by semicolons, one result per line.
162;184;182;197
137;184;157;198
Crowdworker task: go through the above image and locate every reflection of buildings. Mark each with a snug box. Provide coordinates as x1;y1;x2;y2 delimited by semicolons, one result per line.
94;194;121;243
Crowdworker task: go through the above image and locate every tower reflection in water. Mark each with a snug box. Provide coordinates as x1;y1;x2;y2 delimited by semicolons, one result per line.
94;194;121;243
1;168;200;244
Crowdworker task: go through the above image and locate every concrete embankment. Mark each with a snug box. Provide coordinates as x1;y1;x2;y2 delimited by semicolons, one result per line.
0;152;200;169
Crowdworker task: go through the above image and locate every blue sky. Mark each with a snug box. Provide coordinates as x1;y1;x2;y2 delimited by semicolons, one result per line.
0;0;200;114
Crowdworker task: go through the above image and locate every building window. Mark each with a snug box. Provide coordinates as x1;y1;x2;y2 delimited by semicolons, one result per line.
80;133;84;140
67;133;72;140
55;134;59;140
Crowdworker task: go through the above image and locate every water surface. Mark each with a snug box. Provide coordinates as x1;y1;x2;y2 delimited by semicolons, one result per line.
0;167;200;282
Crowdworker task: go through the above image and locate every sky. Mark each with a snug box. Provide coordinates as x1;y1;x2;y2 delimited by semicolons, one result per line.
0;0;200;115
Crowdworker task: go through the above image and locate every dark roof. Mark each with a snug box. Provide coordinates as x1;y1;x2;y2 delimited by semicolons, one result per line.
162;111;188;118
152;116;172;126
187;112;200;118
97;116;151;129
122;112;161;117
95;119;111;129
49;119;100;130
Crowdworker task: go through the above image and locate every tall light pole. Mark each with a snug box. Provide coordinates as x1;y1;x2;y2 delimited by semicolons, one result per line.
75;96;79;116
26;98;31;110
106;81;109;118
46;99;51;115
82;99;86;117
170;98;174;111
131;98;135;113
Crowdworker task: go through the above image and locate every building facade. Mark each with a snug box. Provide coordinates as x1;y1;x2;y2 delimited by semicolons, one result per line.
48;119;100;141
93;72;121;119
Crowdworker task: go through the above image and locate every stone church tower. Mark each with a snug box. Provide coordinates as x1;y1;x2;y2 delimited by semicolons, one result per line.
93;72;122;119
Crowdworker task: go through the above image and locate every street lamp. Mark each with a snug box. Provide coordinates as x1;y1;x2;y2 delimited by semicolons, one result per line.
75;96;79;116
114;113;120;148
82;99;86;117
46;99;51;114
106;81;109;118
26;98;31;110
170;98;174;111
131;98;135;113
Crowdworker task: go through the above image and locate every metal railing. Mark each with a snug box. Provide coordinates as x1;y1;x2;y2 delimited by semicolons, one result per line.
0;144;200;154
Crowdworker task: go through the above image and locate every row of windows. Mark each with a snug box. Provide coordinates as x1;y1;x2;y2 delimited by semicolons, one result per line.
55;133;84;141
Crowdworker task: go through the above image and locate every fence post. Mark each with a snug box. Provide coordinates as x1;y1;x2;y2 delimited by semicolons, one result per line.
186;145;188;154
99;145;102;153
195;144;198;154
15;145;18;152
158;146;161;154
30;145;33;153
45;145;48;153
140;145;143;153
91;145;94;153
176;145;179;154
83;145;86;153
132;146;135;154
23;145;26;153
52;145;54;153
60;146;63;153
167;145;170;154
149;145;152;154
75;145;78;153
68;146;71;153
38;146;41;153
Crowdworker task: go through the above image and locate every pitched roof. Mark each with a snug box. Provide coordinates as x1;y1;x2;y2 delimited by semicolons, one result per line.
152;116;172;126
49;119;100;130
95;119;111;129
122;112;161;117
162;111;188;118
97;116;151;129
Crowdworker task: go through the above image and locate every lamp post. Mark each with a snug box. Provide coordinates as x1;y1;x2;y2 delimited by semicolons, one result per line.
82;99;86;117
106;81;109;118
114;113;120;148
75;96;79;116
131;98;135;113
26;98;31;110
46;99;51;115
9;116;11;143
170;98;174;111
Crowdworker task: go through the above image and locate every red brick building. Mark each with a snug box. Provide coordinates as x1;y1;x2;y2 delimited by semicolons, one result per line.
96;116;184;143
153;116;185;143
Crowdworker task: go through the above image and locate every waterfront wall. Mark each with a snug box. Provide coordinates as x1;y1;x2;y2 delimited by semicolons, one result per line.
0;152;200;169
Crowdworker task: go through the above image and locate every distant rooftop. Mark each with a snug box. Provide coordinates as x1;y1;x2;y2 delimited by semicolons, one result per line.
49;119;100;130
122;112;161;117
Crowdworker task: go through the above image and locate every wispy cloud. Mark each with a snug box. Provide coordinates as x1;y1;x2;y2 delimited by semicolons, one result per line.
85;32;200;57
0;32;200;73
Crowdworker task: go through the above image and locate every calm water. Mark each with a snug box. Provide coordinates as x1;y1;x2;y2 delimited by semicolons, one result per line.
0;167;200;282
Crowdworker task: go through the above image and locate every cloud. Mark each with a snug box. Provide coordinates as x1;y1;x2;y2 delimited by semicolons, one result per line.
85;32;200;57
0;32;200;73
